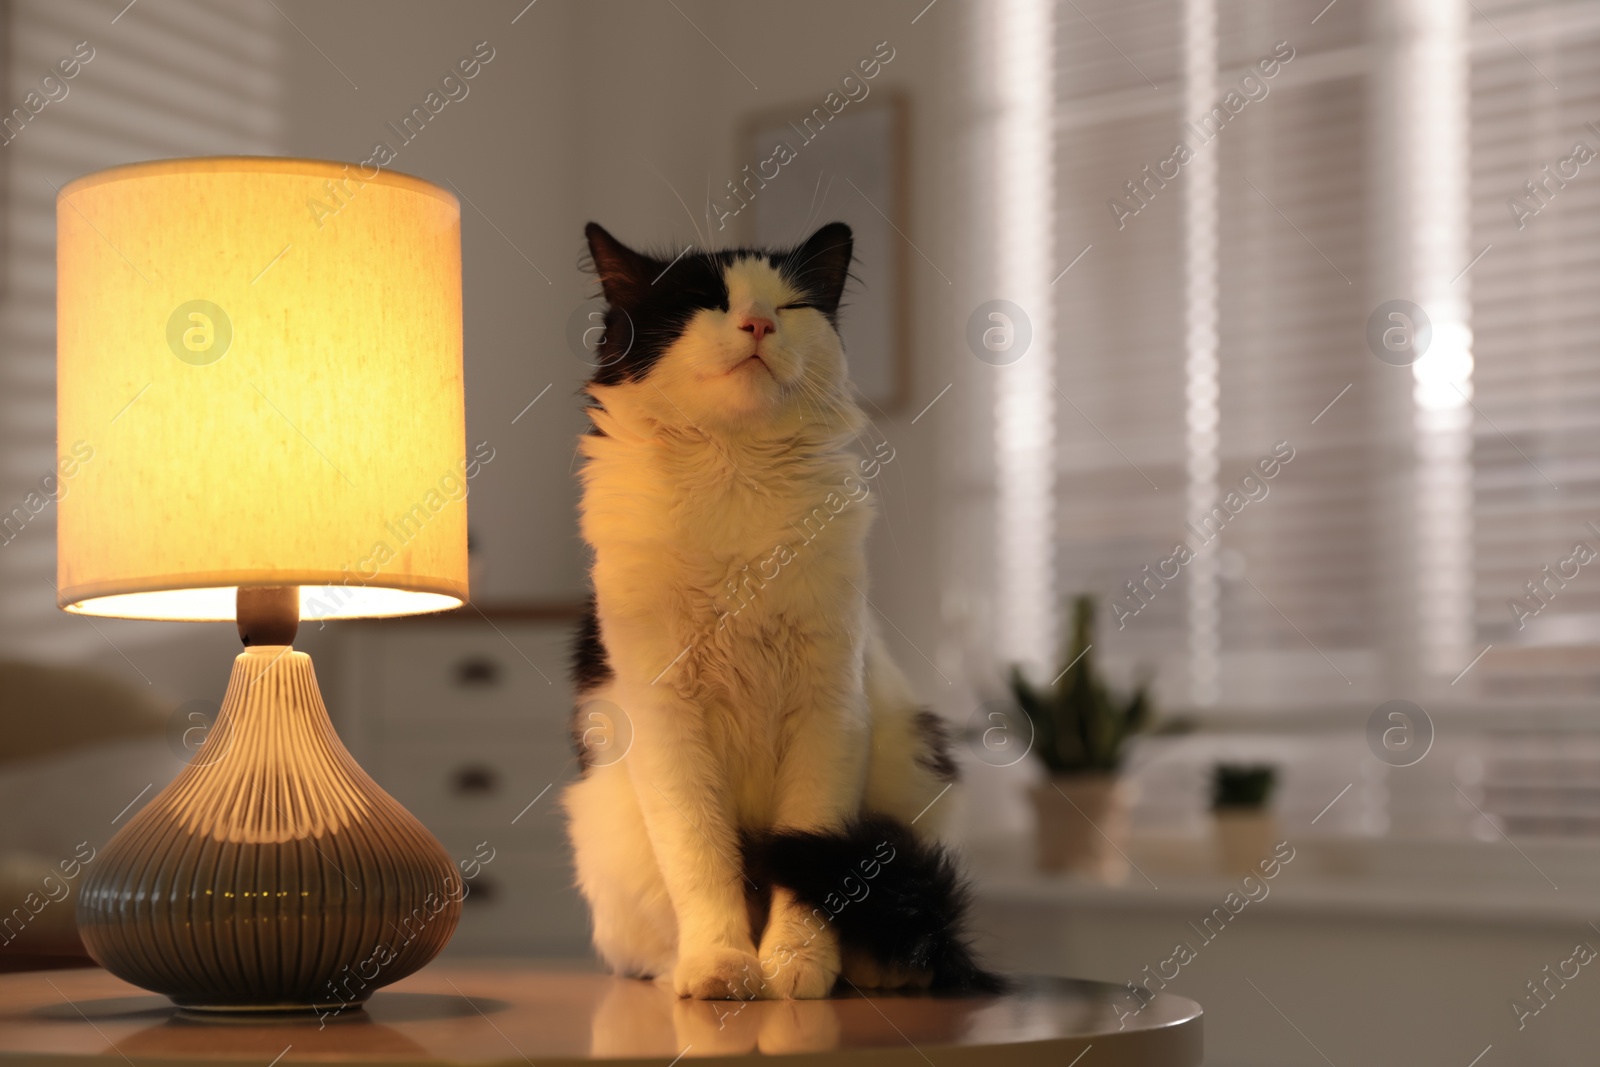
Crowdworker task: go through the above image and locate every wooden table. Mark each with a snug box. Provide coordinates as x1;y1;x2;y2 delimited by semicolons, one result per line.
0;963;1202;1065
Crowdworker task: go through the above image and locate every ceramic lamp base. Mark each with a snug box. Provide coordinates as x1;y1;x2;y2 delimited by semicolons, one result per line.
76;646;461;1012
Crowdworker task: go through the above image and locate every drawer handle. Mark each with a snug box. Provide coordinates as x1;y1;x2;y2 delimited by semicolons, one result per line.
453;656;502;687
451;764;499;796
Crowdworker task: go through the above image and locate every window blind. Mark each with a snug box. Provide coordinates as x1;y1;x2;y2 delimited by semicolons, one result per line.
1046;0;1380;710
0;0;280;661
1469;0;1600;701
978;0;1600;714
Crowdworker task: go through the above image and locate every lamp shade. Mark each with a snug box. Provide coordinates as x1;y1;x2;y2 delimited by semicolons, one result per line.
56;157;468;620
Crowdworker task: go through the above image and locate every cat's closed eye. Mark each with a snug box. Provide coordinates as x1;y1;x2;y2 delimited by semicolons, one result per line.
778;302;816;311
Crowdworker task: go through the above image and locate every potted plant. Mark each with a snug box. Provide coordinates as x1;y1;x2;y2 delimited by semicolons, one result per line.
1010;596;1152;880
1211;763;1278;875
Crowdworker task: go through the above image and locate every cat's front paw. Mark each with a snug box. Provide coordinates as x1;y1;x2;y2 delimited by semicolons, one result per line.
759;940;841;999
761;953;839;999
672;946;764;1000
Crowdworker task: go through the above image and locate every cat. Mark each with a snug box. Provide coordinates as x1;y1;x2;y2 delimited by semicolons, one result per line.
561;221;1002;1000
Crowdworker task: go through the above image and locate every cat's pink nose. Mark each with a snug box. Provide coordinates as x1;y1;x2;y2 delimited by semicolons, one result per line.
739;315;775;341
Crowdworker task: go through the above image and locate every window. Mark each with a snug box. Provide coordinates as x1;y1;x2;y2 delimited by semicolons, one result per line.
1469;0;1600;700
964;0;1600;714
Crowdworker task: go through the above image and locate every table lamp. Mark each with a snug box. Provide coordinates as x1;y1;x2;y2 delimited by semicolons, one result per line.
56;157;467;1011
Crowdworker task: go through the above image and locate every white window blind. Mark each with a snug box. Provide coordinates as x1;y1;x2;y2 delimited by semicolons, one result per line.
1469;0;1600;700
971;0;1600;714
1047;0;1378;711
0;0;280;661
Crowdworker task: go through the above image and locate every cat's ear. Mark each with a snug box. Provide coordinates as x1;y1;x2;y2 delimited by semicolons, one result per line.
585;222;654;306
788;222;853;314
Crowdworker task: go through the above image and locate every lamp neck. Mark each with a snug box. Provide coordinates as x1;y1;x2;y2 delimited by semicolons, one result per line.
237;586;299;646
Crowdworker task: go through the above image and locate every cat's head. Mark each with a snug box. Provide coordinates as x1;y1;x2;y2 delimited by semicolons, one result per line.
581;222;856;435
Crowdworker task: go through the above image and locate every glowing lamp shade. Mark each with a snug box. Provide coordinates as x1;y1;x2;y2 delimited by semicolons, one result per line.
56;156;467;621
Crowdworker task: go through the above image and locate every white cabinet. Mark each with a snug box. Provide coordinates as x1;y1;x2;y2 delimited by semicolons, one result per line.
336;616;592;960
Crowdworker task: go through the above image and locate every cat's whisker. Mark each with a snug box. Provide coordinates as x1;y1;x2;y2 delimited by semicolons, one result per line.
795;170;829;246
792;379;840;432
705;172;716;252
644;158;706;249
790;372;832;424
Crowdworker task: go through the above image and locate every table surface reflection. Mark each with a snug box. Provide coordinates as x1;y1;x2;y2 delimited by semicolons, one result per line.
0;963;1202;1066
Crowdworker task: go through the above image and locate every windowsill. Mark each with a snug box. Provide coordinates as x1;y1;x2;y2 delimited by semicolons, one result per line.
972;835;1600;927
1150;702;1600;733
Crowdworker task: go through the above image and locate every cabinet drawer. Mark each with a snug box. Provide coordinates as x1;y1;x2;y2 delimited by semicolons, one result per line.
375;736;577;829
439;848;591;957
337;615;591;961
374;623;576;727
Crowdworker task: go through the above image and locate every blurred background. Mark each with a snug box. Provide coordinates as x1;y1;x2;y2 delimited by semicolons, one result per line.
1;1;1597;1063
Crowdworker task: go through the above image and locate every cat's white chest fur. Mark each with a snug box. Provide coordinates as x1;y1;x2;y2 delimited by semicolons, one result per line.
582;420;872;653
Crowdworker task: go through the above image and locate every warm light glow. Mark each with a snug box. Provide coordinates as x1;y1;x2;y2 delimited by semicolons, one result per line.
56;157;468;621
66;586;462;622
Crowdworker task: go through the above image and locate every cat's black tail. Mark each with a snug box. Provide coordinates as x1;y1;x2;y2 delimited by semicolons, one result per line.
741;814;1009;995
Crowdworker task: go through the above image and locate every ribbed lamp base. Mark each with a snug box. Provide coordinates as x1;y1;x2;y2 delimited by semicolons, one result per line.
77;646;461;1012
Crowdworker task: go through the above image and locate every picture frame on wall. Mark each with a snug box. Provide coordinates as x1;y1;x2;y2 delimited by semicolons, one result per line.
737;96;908;412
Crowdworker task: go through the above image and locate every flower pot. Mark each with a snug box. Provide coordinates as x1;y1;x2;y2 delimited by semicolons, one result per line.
1028;773;1133;882
1212;808;1277;876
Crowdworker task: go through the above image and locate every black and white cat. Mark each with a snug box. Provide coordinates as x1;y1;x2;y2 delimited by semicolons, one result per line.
561;221;1000;1000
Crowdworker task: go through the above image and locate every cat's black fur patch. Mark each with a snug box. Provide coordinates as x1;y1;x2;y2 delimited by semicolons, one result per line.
582;222;854;387
912;709;960;785
571;595;612;693
742;815;1008;995
570;597;612;769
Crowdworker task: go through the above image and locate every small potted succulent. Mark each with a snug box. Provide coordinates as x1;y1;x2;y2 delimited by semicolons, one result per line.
1211;763;1278;875
1010;596;1152;880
